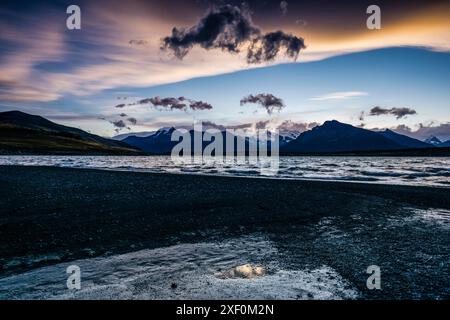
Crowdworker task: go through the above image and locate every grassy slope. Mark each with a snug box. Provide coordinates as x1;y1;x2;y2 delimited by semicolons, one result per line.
0;125;141;155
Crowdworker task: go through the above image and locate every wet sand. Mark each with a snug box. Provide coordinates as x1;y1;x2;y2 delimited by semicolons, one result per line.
1;165;449;299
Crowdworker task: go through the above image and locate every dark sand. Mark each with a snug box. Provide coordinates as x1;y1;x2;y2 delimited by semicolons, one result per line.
1;165;449;299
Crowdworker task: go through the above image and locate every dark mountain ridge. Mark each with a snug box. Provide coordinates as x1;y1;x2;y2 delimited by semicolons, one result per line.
0;111;141;155
282;120;405;153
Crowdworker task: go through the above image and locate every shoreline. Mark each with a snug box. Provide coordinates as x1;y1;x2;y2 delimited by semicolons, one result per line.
2;164;450;204
2;165;450;277
1;151;450;157
1;165;450;299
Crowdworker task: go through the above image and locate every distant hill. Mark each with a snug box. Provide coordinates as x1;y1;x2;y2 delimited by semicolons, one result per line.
0;111;142;155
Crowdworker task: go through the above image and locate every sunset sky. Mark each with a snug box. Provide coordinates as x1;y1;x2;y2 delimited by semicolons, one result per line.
0;0;449;139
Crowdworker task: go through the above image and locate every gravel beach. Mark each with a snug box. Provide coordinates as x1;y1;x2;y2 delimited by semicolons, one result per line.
0;165;449;299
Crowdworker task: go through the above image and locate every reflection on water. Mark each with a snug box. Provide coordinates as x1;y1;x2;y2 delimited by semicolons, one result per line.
0;235;358;300
0;155;449;186
216;264;266;279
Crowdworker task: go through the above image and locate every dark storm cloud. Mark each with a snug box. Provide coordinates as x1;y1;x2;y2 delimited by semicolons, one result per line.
133;98;153;105
129;96;213;111
240;93;285;114
247;31;305;64
108;118;131;133
277;120;318;135
161;4;305;64
148;96;187;110
369;106;393;116
161;5;258;59
127;117;137;125
390;108;417;119
112;119;127;128
189;100;213;110
369;106;417;119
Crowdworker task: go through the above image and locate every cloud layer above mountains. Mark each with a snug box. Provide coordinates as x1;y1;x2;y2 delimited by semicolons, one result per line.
392;122;450;141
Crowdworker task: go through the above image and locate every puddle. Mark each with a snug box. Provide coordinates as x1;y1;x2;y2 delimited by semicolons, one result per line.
0;234;358;300
216;264;266;279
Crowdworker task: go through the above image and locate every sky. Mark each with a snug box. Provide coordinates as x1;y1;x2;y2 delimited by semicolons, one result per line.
0;0;449;140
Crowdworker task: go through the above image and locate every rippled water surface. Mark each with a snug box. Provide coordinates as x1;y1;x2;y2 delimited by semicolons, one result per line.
0;155;449;186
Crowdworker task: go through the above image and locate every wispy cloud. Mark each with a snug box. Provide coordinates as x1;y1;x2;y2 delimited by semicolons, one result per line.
309;91;368;101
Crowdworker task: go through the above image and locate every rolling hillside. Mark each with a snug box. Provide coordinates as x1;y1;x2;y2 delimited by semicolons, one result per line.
0;111;142;155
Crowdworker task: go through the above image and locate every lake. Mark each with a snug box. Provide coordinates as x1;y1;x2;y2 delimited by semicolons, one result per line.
0;155;448;186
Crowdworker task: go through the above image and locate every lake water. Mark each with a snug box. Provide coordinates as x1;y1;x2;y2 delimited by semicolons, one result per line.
0;155;449;186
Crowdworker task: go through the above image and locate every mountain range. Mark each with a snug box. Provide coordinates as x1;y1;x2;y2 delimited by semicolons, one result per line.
123;127;257;155
1;110;449;155
121;120;449;155
282;120;433;153
123;127;177;154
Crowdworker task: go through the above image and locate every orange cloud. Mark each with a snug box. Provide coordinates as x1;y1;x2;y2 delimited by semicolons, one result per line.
0;1;448;103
